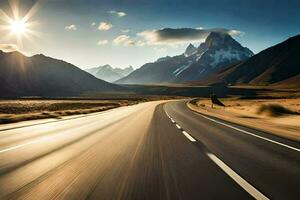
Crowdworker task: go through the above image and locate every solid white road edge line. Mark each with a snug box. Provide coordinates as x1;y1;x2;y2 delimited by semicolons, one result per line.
182;131;196;142
0;105;124;132
0;135;56;153
0;105;143;153
207;153;269;200
199;114;300;153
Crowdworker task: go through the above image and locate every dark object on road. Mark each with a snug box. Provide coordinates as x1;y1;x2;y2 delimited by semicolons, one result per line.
210;94;225;108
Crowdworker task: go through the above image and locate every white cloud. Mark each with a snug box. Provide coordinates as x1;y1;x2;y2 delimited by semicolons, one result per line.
121;29;130;33
113;35;135;46
97;40;108;45
108;10;127;17
98;22;112;31
91;22;96;26
111;27;243;49
65;24;77;31
0;44;18;52
117;12;126;17
137;28;244;46
137;30;161;45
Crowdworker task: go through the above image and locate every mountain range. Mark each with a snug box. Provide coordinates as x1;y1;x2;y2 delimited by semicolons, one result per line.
85;65;134;82
117;32;254;84
0;51;125;98
1;32;299;98
194;34;300;87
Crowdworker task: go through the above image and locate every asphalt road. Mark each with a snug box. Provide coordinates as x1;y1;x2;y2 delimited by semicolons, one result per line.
0;101;299;200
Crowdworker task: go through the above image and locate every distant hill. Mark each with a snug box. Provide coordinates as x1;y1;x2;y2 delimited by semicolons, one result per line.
117;32;253;84
195;34;300;87
85;65;134;82
0;51;125;98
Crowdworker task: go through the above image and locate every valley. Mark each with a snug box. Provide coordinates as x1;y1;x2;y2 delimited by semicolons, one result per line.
0;1;299;198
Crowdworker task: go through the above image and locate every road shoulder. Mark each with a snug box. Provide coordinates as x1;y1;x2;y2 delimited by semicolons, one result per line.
187;102;300;142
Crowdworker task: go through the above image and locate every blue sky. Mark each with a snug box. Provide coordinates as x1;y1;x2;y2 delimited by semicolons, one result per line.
0;0;299;69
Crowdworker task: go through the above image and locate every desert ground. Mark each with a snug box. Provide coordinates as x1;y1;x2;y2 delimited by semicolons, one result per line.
188;96;300;141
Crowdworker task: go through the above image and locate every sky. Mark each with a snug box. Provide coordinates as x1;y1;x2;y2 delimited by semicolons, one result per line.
0;0;299;69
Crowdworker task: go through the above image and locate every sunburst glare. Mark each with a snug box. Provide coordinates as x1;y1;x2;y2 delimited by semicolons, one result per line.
0;0;40;48
10;20;27;35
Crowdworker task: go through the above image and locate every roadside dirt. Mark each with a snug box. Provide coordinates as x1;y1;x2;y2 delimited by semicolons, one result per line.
187;98;300;141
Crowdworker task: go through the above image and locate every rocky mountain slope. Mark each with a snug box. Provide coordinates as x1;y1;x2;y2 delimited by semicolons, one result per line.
195;34;300;87
0;51;125;97
117;32;253;84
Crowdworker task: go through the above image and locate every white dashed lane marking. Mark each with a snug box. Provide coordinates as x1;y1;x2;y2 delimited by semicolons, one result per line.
165;109;269;200
207;153;269;200
182;131;196;142
166;112;196;142
175;124;181;129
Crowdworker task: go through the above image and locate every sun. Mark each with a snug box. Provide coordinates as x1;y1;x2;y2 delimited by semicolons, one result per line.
10;20;28;35
0;0;40;48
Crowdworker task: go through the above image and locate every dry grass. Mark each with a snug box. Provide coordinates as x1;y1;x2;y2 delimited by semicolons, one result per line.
257;104;299;117
0;95;182;124
0;99;135;124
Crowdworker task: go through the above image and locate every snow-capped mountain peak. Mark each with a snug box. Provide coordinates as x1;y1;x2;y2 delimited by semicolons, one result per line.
117;32;254;84
85;65;134;82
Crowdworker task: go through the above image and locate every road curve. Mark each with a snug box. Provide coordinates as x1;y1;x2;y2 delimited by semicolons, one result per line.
0;100;299;200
